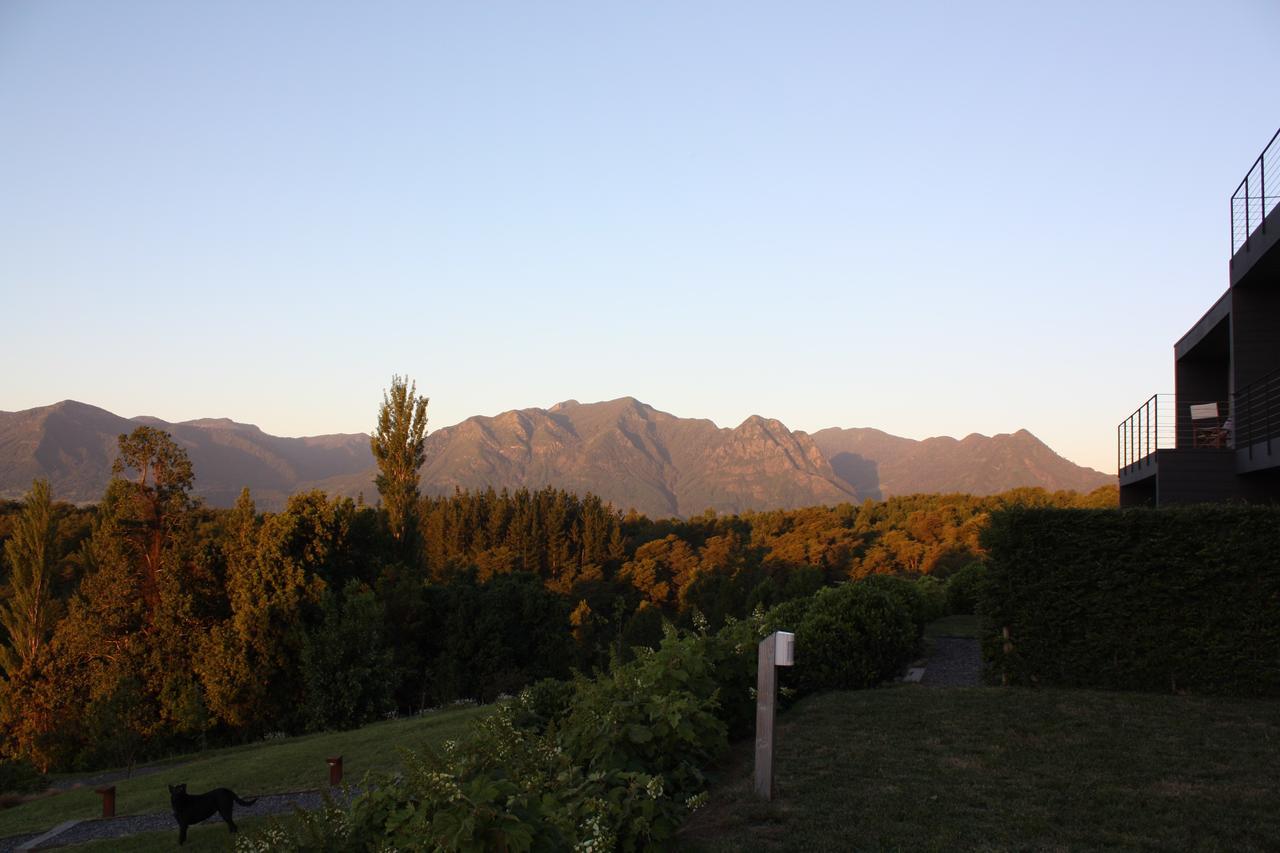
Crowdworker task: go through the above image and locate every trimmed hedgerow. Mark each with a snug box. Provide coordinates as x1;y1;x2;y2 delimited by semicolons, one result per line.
980;506;1280;697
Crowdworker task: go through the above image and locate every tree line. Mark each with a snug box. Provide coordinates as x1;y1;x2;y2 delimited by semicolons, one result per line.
0;377;1116;772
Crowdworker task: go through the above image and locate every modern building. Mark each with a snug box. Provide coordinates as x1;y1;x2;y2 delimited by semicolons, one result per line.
1118;127;1280;507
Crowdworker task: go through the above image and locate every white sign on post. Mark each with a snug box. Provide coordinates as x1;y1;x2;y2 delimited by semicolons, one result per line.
754;630;795;801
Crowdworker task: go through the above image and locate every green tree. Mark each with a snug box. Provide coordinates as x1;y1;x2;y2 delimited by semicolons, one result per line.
111;426;195;607
371;375;429;552
300;581;396;731
198;491;336;730
0;480;59;677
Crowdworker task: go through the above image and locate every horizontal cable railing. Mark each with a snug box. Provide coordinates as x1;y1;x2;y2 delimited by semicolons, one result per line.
1118;394;1174;471
1118;395;1233;471
1235;368;1280;451
1231;126;1280;255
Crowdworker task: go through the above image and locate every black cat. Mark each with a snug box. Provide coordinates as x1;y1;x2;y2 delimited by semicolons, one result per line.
167;783;257;844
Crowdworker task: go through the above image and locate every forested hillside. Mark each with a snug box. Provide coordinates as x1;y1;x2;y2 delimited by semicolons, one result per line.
0;421;1116;773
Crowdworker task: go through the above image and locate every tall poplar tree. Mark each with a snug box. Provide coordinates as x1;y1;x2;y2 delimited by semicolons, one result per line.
0;479;58;677
110;425;195;607
372;375;429;550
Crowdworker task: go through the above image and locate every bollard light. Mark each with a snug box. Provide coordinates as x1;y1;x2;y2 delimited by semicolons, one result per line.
775;631;795;667
754;630;795;801
327;756;343;787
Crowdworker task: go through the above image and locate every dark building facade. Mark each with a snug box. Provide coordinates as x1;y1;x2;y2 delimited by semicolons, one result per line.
1119;127;1280;507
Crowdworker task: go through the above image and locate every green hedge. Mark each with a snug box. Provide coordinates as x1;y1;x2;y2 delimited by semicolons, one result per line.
980;506;1280;697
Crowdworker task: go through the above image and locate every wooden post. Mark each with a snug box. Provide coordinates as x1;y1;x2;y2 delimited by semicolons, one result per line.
95;786;116;818
327;755;343;787
754;631;794;801
754;633;778;801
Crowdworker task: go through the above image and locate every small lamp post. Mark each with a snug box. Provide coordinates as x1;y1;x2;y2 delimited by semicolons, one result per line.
754;630;795;801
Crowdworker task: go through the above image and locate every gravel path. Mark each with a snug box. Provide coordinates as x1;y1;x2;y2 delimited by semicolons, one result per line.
920;637;983;687
0;788;351;851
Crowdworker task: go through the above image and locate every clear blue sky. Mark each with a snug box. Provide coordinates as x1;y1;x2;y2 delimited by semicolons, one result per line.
1;1;1276;475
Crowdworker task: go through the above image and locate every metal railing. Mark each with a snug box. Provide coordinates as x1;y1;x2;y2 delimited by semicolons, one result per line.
1117;395;1232;471
1231;126;1280;255
1234;368;1280;452
1118;394;1174;471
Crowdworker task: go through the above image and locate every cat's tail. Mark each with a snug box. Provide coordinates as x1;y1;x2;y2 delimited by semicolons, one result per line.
235;795;258;807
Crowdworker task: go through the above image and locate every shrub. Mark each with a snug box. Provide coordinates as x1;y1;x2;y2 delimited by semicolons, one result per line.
913;574;949;624
511;677;576;733
239;597;924;851
856;574;931;638
980;506;1280;696
559;626;728;798
788;584;916;695
690;611;768;740
761;595;812;636
237;707;640;852
0;759;47;795
240;630;725;852
945;561;987;615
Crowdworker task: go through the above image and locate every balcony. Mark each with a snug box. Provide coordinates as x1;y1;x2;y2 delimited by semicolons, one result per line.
1117;396;1241;506
1231;127;1280;256
1234;368;1280;472
1117;395;1232;475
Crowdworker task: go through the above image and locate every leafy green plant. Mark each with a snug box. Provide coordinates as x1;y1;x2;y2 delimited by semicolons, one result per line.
559;626;728;798
856;574;931;638
787;584;916;695
239;702;693;852
0;758;47;795
300;581;397;731
944;561;987;615
511;677;576;733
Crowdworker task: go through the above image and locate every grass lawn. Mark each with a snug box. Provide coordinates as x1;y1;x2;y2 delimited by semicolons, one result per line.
0;704;488;841
923;613;984;640
679;685;1280;852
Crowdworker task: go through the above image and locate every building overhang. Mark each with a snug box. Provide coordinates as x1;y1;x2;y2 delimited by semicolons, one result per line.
1174;289;1231;361
1230;202;1280;288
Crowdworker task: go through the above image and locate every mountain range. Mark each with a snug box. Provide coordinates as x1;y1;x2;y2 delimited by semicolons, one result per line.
0;398;1112;516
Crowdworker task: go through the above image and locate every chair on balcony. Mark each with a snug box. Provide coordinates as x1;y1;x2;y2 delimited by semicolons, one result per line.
1190;403;1229;448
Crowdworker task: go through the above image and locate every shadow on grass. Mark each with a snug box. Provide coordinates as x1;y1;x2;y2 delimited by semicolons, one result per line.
679;685;1280;852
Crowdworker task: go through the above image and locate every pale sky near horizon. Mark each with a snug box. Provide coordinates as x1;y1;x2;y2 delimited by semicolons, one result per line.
1;1;1277;475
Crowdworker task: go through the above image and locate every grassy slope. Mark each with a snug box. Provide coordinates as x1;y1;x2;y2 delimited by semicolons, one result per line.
0;705;487;840
680;686;1280;852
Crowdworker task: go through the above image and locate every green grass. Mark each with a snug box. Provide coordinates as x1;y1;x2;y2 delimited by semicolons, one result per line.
923;613;984;640
679;685;1280;852
0;705;488;841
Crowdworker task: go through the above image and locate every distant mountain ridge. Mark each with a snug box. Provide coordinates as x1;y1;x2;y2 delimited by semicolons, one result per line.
0;398;1112;514
0;401;371;509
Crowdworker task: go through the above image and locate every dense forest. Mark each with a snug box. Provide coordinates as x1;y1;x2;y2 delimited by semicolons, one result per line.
0;384;1115;773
